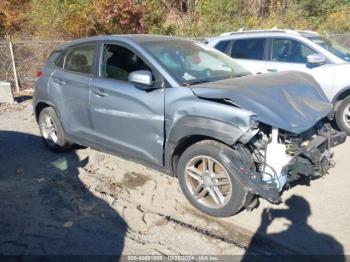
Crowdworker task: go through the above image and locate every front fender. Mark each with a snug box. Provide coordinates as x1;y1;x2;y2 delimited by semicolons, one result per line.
331;85;350;104
164;115;247;172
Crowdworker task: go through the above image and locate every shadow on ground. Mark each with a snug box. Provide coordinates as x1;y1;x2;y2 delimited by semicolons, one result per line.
0;131;127;257
14;95;32;103
242;195;345;262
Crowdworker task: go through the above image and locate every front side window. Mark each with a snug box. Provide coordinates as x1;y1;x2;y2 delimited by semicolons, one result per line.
65;44;96;74
271;38;316;63
142;40;251;85
231;38;266;60
100;44;151;81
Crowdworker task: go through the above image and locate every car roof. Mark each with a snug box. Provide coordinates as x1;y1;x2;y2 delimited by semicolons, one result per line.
206;29;320;43
55;34;188;51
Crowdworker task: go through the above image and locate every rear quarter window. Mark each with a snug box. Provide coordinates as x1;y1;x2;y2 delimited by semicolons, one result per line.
54;52;65;68
214;40;230;53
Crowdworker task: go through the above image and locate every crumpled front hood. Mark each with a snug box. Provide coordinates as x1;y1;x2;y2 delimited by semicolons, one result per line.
191;71;332;134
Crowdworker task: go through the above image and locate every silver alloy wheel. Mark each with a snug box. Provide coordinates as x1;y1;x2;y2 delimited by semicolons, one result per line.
41;115;58;144
184;156;232;209
343;104;350;128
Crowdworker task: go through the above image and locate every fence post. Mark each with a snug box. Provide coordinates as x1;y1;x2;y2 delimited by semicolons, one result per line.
8;34;20;93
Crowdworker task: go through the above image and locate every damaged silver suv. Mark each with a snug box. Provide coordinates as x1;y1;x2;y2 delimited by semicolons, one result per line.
33;35;346;217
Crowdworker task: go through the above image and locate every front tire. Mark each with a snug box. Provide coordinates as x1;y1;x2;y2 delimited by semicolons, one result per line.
38;107;71;152
177;140;251;217
335;96;350;136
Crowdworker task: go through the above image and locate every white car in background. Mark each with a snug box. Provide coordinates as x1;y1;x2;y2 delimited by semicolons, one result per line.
205;29;350;135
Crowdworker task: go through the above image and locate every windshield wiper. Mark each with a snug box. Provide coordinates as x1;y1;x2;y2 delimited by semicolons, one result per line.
182;79;212;86
234;73;250;78
219;73;250;81
182;73;250;86
227;73;250;79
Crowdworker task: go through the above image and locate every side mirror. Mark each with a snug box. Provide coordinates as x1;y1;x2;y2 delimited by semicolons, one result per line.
307;54;326;65
128;70;153;89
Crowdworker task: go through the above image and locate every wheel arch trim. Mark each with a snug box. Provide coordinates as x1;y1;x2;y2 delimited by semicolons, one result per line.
164;116;246;176
332;86;350;104
34;100;60;123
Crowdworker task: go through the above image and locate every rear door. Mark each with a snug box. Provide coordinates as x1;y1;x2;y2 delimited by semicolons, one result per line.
89;42;165;165
226;37;268;74
50;43;97;139
266;38;319;73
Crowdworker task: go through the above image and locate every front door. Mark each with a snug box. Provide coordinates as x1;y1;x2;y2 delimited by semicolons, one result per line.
265;38;318;73
89;43;165;165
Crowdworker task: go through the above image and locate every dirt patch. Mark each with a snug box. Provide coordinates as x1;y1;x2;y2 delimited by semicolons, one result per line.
0;99;266;256
0;103;28;113
115;172;152;190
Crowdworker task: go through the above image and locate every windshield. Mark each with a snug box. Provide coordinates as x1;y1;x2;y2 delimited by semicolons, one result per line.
309;36;350;62
141;40;251;85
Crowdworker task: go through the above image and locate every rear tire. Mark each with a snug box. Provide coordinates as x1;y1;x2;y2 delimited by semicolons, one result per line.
335;96;350;136
38;107;71;152
177;140;252;217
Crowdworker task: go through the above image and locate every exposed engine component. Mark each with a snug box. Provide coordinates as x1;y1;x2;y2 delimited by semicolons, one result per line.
261;128;291;191
250;128;290;192
221;122;345;206
247;122;346;199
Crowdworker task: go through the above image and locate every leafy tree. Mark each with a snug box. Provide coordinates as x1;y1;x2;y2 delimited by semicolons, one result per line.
296;0;349;19
28;0;172;38
89;0;145;34
0;13;5;38
320;5;350;33
1;0;350;39
0;0;30;37
140;0;175;34
29;0;91;38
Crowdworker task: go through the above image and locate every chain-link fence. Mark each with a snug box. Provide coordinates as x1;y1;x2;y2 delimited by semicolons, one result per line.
0;33;350;93
0;41;15;90
0;38;66;93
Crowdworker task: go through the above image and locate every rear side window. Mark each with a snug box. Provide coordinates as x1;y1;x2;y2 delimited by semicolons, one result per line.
231;38;266;60
54;52;65;68
65;44;96;74
214;40;230;53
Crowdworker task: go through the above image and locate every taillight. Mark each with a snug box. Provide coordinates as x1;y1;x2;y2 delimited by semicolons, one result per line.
36;71;43;79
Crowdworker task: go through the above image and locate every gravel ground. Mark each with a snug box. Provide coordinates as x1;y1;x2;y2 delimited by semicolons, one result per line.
0;100;246;257
1;100;349;260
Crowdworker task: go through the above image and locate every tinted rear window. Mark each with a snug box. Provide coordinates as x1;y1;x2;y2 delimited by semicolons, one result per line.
231;38;266;60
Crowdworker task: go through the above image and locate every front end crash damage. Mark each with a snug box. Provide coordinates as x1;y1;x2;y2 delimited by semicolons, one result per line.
190;71;347;204
220;123;346;204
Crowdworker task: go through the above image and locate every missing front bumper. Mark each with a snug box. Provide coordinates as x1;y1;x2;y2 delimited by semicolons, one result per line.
222;126;346;205
288;128;346;179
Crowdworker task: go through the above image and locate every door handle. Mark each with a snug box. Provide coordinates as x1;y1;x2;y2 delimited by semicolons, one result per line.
92;87;108;97
267;68;278;72
53;78;66;85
